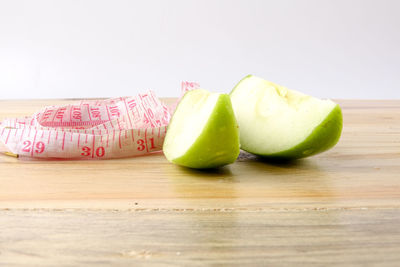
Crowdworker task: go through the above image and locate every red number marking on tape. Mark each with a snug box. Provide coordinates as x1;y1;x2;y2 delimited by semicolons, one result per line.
137;139;145;151
22;140;31;152
90;107;101;119
35;142;45;154
81;146;90;156
22;140;45;154
96;147;105;157
149;137;156;150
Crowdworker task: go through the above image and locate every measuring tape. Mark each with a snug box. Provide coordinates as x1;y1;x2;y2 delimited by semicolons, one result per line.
0;82;200;159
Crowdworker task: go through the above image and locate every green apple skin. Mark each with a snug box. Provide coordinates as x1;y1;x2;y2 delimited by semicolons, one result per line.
164;92;240;169
230;75;343;160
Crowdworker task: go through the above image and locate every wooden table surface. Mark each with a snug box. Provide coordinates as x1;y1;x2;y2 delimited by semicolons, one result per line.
0;99;400;266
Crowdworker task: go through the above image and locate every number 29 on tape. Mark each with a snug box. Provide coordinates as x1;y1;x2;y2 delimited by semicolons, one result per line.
22;141;45;154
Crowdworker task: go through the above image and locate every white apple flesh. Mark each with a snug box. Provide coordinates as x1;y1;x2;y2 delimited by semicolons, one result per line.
163;89;240;168
230;75;342;159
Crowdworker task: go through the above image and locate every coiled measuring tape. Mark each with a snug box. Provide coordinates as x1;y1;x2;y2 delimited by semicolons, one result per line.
0;82;199;159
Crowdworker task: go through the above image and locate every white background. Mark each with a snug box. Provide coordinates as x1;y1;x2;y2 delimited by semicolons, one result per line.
0;0;399;99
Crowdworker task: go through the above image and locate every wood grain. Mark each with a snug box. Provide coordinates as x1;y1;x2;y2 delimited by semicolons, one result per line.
0;99;400;266
1;209;400;266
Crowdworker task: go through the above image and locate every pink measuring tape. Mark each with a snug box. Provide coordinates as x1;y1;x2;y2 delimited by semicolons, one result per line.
0;82;200;159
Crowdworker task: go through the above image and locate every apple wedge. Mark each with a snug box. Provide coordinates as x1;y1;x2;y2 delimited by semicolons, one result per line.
163;89;240;168
230;75;342;159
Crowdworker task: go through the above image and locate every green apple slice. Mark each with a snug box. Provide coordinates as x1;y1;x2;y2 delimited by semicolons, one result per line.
163;89;240;168
230;75;342;159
